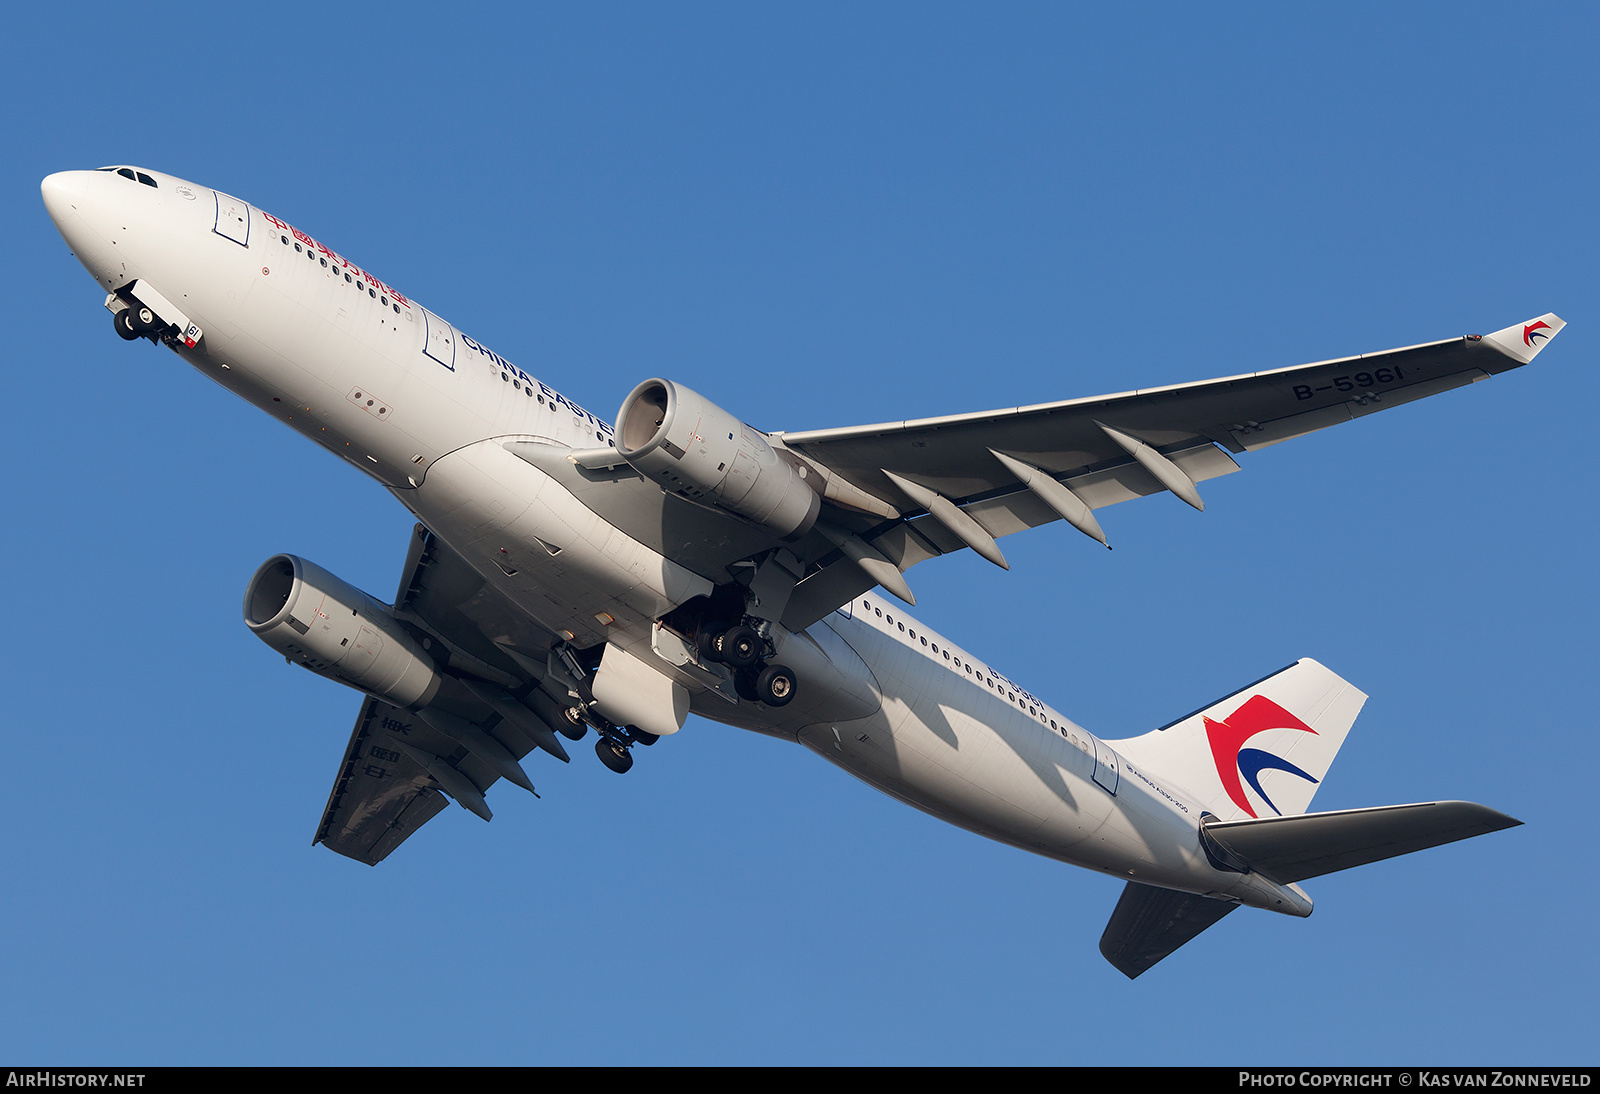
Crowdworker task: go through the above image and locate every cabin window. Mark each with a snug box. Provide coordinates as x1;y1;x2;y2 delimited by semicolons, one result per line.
294;243;302;253
281;235;289;245
320;258;327;267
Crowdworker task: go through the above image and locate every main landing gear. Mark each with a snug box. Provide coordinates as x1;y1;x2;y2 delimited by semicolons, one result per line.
592;722;657;775
595;737;633;774
556;697;656;776
554;604;800;781
698;621;797;707
556;704;588;741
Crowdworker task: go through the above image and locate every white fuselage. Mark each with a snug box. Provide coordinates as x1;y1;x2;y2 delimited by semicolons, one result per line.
42;166;1301;913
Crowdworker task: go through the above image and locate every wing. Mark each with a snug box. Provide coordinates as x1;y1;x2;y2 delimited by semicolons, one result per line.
774;314;1564;627
314;695;451;865
313;525;577;865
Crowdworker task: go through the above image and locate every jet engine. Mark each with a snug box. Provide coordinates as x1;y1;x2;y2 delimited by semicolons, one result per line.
615;379;821;539
243;554;441;709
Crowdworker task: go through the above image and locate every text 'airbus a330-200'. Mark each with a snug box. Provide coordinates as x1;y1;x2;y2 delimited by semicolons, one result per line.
42;166;1560;978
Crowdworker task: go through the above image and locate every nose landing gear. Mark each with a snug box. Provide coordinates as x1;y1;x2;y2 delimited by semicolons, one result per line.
111;302;164;342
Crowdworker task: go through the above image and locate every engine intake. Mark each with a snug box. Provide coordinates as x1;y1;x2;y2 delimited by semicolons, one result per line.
243;554;441;708
616;379;821;539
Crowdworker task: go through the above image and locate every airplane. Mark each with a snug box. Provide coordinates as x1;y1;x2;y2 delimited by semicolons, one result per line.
41;165;1561;978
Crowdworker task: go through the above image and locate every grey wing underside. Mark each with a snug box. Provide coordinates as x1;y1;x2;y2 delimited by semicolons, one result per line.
313;525;563;865
772;316;1559;628
314;696;451;866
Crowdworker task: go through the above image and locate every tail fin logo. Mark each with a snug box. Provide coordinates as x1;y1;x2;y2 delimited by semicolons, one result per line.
1203;695;1319;818
1524;321;1552;347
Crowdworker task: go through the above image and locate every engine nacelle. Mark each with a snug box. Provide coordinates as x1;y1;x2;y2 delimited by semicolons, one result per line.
243;554;441;709
616;378;821;539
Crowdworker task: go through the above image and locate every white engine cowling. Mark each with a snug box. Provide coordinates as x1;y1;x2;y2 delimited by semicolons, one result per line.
243;554;441;709
616;378;822;539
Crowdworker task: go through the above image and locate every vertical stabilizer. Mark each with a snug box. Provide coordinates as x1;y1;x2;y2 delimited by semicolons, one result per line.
1113;659;1366;822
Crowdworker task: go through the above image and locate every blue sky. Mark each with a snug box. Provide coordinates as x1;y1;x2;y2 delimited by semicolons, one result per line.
3;2;1595;1065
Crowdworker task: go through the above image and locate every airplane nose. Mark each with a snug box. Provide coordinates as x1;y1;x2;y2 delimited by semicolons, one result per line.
41;170;90;230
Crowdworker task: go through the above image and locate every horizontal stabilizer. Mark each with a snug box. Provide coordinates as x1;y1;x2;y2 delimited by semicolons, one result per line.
1202;801;1521;884
1099;882;1238;979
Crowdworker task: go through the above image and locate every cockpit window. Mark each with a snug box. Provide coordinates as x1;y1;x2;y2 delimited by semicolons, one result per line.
102;167;157;188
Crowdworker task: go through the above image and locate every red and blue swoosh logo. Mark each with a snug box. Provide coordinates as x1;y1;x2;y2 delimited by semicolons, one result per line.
1204;695;1319;817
